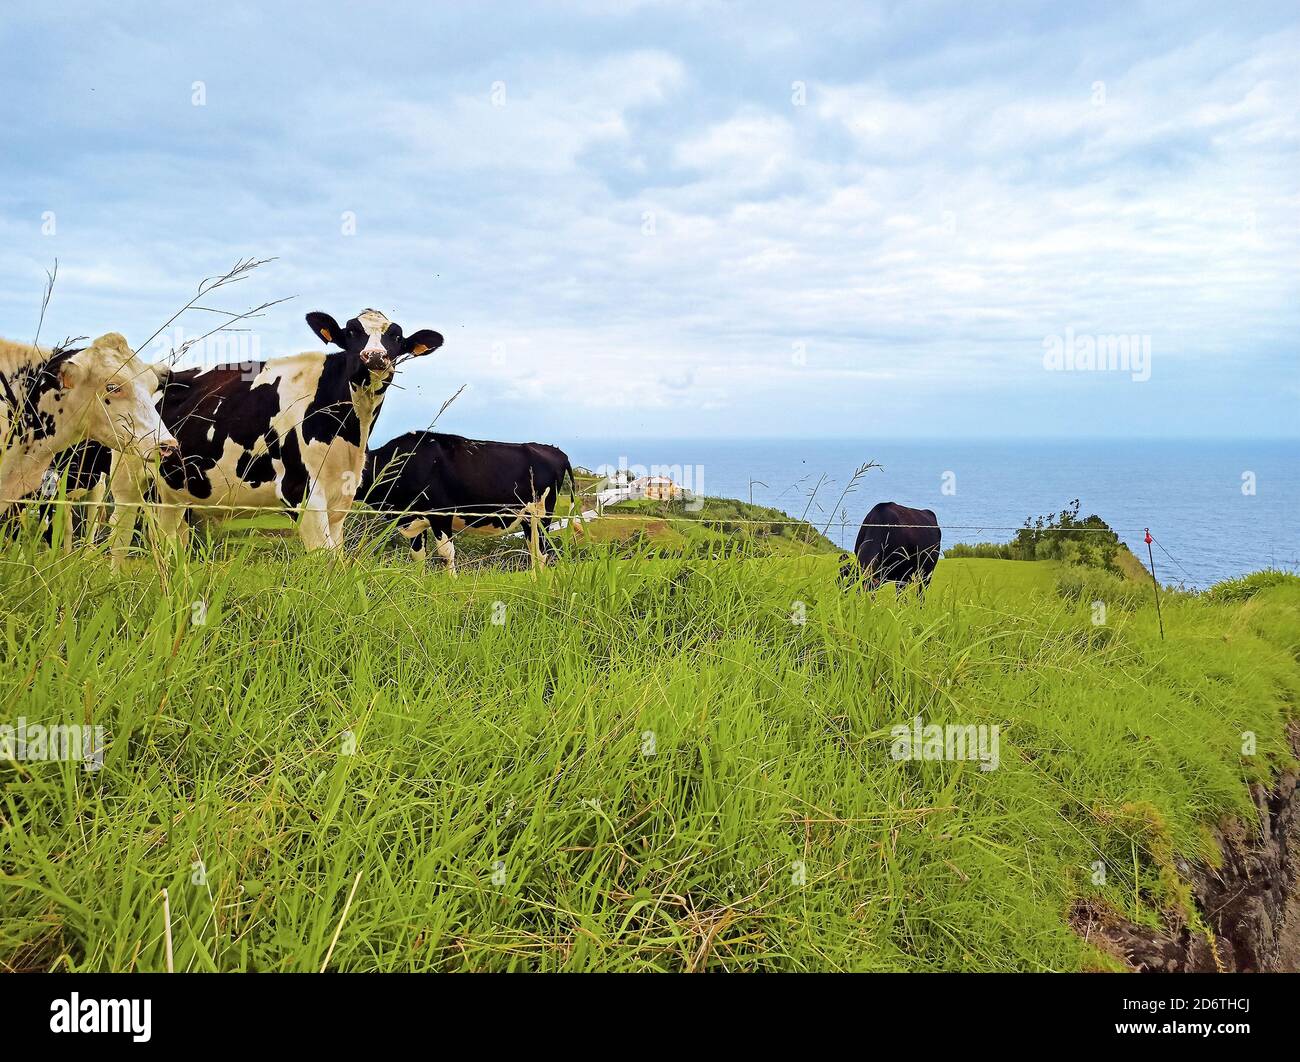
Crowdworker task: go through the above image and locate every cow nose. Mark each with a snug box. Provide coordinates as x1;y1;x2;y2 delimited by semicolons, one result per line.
159;441;180;461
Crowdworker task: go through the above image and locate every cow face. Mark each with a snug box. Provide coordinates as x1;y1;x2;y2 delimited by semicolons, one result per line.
305;309;443;375
55;333;179;461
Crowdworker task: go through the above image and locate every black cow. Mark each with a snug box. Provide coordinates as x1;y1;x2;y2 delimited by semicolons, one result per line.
840;501;941;593
361;431;578;574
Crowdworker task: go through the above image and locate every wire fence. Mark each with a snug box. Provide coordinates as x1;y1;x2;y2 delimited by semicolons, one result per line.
7;475;1285;634
2;490;1171;533
1;487;1214;592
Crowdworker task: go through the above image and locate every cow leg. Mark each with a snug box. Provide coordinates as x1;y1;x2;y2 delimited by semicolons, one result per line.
328;511;349;551
433;532;456;577
154;498;191;554
407;526;428;565
422;518;456;577
917;561;938;603
298;485;336;551
108;454;148;567
80;475;108;546
408;529;427;565
397;517;431;565
60;482;101;552
327;476;356;550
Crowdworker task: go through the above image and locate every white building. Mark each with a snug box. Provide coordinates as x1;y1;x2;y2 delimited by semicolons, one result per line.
596;474;695;508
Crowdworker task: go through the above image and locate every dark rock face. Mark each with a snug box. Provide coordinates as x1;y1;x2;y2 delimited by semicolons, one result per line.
1075;725;1300;972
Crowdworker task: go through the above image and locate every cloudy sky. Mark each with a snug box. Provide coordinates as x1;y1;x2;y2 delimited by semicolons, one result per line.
1;1;1296;441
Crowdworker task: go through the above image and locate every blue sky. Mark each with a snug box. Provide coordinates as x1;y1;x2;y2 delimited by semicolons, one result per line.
1;1;1296;441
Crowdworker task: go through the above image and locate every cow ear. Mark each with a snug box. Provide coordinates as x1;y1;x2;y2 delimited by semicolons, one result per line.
57;359;85;390
149;362;174;390
90;332;132;355
306;312;344;347
401;329;443;358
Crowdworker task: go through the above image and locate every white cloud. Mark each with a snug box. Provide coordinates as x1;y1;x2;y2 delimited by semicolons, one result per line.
0;7;1295;439
375;51;687;174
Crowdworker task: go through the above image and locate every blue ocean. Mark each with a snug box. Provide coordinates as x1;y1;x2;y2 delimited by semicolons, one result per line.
565;437;1298;589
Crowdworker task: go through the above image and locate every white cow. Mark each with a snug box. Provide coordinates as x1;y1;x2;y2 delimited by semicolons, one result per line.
0;333;177;518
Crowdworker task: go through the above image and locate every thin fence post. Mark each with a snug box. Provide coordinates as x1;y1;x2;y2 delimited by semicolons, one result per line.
1144;528;1165;641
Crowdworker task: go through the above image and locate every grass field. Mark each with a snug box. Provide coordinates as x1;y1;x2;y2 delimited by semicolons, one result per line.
1;516;1298;971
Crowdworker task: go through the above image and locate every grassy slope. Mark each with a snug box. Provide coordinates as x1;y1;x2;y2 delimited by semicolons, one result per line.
577;496;841;556
1;536;1298;971
404;495;842;571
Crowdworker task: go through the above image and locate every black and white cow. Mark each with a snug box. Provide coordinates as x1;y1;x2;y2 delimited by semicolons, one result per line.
107;309;442;555
0;333;177;519
360;431;578;574
840;501;941;593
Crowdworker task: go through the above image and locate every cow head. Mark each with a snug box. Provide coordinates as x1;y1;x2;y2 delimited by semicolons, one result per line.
839;552;870;589
57;333;180;462
305;309;443;376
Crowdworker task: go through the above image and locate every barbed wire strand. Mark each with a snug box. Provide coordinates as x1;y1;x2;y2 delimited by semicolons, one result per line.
2;490;1263;596
2;491;1171;533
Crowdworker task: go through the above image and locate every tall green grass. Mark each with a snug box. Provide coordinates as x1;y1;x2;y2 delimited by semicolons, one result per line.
1;527;1297;971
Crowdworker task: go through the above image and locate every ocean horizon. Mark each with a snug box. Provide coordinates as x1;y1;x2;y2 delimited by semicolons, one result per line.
558;436;1298;589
